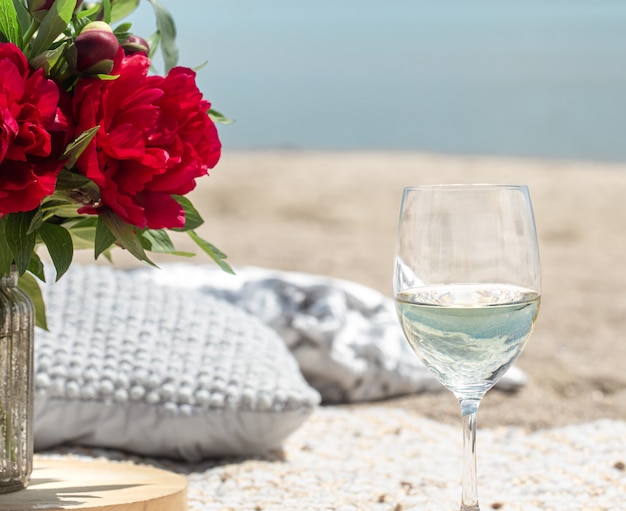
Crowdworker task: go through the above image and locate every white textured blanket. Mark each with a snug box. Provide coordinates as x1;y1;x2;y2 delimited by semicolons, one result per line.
41;406;626;511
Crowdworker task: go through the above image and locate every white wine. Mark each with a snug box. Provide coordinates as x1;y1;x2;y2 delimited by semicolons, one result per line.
395;284;540;398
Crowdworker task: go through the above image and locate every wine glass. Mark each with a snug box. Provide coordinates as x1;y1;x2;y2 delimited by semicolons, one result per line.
393;184;541;510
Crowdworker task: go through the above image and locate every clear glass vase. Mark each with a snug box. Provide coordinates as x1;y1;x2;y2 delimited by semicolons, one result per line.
0;265;34;493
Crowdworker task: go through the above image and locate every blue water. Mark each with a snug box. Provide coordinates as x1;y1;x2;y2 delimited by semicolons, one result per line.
127;0;626;161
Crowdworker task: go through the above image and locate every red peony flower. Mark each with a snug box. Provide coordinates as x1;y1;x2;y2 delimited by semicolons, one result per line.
72;52;221;229
0;42;72;215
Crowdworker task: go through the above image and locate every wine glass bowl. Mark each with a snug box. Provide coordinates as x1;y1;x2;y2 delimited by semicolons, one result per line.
396;283;539;399
393;184;541;510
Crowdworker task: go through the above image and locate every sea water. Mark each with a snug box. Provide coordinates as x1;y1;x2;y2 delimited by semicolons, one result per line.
127;0;626;161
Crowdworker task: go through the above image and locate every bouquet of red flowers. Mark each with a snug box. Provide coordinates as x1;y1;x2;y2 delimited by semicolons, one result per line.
0;0;231;325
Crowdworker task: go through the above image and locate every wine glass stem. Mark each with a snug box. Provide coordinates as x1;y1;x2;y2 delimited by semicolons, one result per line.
460;398;481;511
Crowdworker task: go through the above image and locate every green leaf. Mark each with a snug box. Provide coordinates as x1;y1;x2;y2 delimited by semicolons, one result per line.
75;2;101;19
26;207;44;235
64;216;97;249
140;229;195;257
112;22;132;42
12;0;31;39
110;0;140;22
4;211;37;274
70;231;97;250
0;0;21;45
100;0;111;23
100;210;156;266
147;0;178;72
188;230;234;275
41;202;81;219
114;22;132;34
172;195;204;231
91;73;120;81
139;229;176;252
62;126;99;168
29;0;76;59
192;60;207;72
94;215;115;259
27;43;66;75
54;168;93;190
18;272;48;331
145;31;160;59
27;252;46;282
209;108;235;125
0;217;13;277
37;223;73;281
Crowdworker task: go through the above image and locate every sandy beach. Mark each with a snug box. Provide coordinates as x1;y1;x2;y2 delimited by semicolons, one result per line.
78;150;626;431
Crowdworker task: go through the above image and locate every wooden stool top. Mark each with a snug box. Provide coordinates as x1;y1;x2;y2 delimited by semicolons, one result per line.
0;457;187;511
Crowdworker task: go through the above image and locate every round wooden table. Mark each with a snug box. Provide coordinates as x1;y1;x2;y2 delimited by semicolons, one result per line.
0;457;187;511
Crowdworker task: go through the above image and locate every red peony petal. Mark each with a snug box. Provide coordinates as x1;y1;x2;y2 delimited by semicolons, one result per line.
139;190;185;229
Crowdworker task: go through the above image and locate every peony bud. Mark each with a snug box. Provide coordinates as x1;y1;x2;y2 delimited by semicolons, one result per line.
27;0;54;20
74;21;120;75
121;35;150;57
28;0;83;21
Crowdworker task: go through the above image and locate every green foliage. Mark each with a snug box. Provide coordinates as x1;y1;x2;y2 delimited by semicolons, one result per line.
172;195;204;231
146;0;178;72
28;0;76;58
37;223;73;281
94;216;116;259
0;0;21;45
4;211;37;274
26;252;46;282
99;0;112;23
28;43;66;74
75;3;101;20
140;229;194;257
12;0;31;40
0;217;13;277
188;230;234;275
18;272;48;330
209;108;235;126
110;0;140;23
99;210;156;266
61;126;100;168
113;21;132;41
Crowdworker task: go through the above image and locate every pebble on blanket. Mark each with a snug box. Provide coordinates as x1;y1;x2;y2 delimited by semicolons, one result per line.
40;405;626;511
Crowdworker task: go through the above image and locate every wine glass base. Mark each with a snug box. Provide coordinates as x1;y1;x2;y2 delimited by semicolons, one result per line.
460;505;480;511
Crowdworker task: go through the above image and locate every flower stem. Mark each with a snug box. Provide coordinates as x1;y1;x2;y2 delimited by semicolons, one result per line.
0;335;16;464
22;20;40;50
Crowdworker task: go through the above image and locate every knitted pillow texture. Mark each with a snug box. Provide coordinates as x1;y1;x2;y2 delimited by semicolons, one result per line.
33;265;320;461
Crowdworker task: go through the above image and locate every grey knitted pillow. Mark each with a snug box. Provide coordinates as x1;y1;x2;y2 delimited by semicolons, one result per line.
33;265;320;461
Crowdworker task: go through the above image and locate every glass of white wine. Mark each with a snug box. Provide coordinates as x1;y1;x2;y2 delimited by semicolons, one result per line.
393;184;541;511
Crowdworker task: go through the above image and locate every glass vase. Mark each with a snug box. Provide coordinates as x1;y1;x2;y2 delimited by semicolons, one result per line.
0;265;34;493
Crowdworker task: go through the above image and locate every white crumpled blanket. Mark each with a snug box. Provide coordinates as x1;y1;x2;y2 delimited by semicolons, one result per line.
129;264;527;403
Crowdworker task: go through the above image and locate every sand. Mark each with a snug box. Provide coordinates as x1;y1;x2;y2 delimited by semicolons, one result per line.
77;150;626;431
